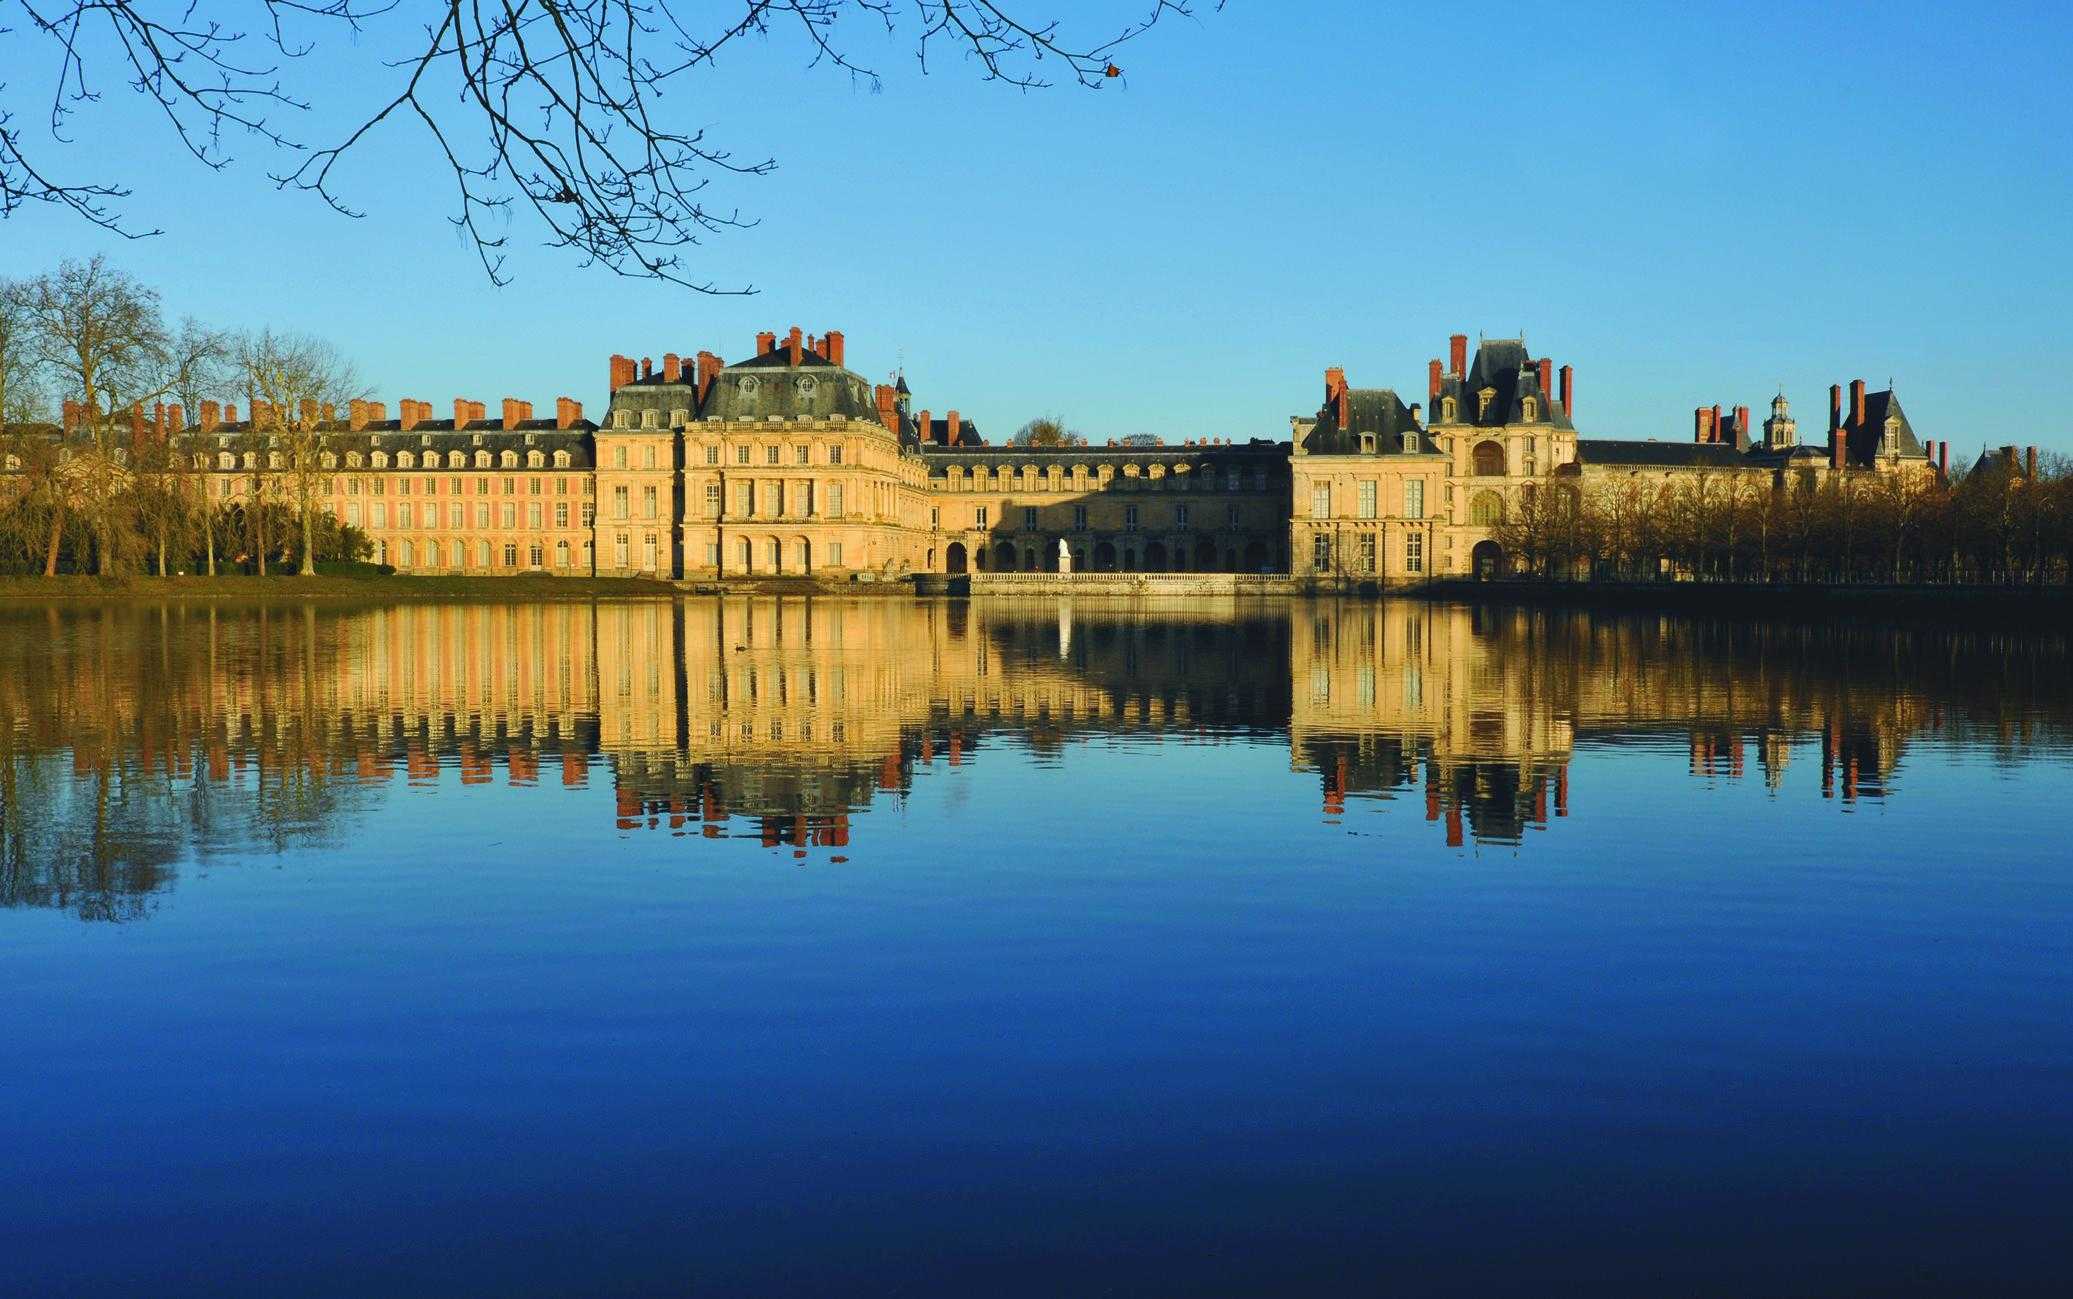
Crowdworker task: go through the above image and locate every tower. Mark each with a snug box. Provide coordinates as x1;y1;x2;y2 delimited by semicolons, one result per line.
1763;390;1797;450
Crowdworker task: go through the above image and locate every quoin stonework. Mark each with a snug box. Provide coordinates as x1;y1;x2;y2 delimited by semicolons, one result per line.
13;327;1956;584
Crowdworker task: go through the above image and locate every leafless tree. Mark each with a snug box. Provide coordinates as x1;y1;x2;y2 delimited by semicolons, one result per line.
0;277;46;425
3;2;1219;291
1009;414;1086;447
236;328;360;574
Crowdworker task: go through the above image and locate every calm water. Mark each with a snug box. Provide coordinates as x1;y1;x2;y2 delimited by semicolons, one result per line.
3;597;2070;1296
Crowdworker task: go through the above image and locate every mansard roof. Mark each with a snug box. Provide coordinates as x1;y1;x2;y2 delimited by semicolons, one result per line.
920;439;1286;469
1439;338;1575;430
686;358;882;423
1572;439;1756;469
1301;388;1438;456
1842;388;1924;464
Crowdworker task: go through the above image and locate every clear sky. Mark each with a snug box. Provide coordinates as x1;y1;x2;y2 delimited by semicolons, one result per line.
4;1;2068;453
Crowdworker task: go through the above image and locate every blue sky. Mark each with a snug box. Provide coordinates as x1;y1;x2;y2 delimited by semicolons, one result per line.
4;1;2067;452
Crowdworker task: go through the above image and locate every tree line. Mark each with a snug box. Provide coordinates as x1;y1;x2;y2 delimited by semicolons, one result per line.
0;256;369;577
1492;459;2073;586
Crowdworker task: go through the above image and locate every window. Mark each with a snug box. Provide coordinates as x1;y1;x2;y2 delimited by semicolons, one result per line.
397;503;413;528
1405;479;1425;520
1175;504;1190;527
642;485;657;519
929;507;940;528
1358;534;1377;573
612;485;629;520
1124;504;1139;531
1227;503;1239;526
371;502;387;528
829;541;843;567
1405;532;1424;573
1472;441;1506;476
400;540;415;567
827;483;844;517
478;541;492;568
555;502;570;528
475;476;489;495
974;506;990;528
500;503;516;529
795;445;810;466
475;503;490;528
503;543;518;567
502;477;516;495
735;445;750;465
736;484;753;516
581;503;595;526
527;450;544;469
450;504;464;528
500;450;518;469
1312;533;1331;570
643;446;656;470
704;543;719;566
1022;506;1037;530
612;446;628;469
527;503;542;529
528;477;542;495
765;445;780;466
704;484;721;518
426;541;441;568
346;502;362;526
1357;480;1377;519
1072;504;1088;529
554;451;570;468
1477;390;1494;419
347;478;361;497
828;445;843;466
396;477;411;496
557;540;571;568
1442;397;1457;421
614;535;628;568
704;445;719;465
1311;484;1331;518
1470;491;1504;526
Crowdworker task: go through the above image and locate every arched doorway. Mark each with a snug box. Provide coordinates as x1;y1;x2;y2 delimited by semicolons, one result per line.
1093;541;1117;571
945;541;968;574
796;538;812;572
995;541;1017;571
1244;540;1267;571
766;537;783;574
1472;440;1507;476
1195;539;1218;570
737;537;753;573
1473;539;1505;580
1144;541;1168;571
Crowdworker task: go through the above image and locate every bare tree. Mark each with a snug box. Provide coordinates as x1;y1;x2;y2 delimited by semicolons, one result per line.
1009;415;1087;447
0;277;46;426
236;329;360;575
4;2;1219;291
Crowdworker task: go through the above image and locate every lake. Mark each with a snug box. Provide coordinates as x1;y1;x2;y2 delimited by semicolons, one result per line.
2;596;2070;1296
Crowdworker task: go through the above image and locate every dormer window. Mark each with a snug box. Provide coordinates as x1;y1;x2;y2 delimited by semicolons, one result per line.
1442;397;1457;422
1477;389;1496;419
1361;434;1375;453
1522;397;1538;422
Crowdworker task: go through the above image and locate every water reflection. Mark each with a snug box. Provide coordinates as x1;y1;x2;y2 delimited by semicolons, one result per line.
2;597;2069;920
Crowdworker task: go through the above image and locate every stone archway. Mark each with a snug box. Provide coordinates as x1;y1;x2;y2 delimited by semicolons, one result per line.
1473;539;1505;580
1195;539;1218;570
1144;541;1168;571
1244;540;1267;571
995;541;1017;571
1093;541;1117;571
945;541;968;574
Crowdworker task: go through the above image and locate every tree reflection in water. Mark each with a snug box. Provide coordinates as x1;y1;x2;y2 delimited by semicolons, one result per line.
1;597;2068;919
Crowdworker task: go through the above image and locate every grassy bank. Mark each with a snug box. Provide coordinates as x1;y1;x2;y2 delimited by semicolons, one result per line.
1412;579;2073;628
0;573;684;600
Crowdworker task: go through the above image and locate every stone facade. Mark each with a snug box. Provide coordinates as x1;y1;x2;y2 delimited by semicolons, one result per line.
6;325;1943;581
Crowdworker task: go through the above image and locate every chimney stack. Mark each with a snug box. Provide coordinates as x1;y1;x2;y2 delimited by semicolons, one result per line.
224;404;238;426
945;409;961;445
1325;366;1346;402
455;398;475;430
1559;364;1573;418
825;331;845;367
756;331;776;356
1938;441;1949;478
875;384;898;434
1711;404;1724;444
1829;384;1843;433
786;327;803;367
2027;446;2038;479
200;401;220;433
662;353;681;384
1536;357;1553;406
503;398;526;430
918;409;932;445
365;401;386;426
152;402;167;441
1449;333;1467;376
347;399;367;432
300;399;320;429
168;404;183;434
1695;407;1709;444
1850;379;1866;429
609;355;635;393
1428;359;1443;402
1735;405;1751;451
401;400;422;433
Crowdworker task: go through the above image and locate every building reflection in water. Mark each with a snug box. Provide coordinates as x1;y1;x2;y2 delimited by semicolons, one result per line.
1;598;2067;919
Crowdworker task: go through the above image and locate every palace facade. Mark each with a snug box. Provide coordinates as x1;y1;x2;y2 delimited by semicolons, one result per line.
9;326;1949;583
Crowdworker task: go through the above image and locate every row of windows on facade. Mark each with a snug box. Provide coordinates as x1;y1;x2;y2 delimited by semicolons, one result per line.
1311;532;1427;574
1310;480;1429;519
928;464;1271;492
925;503;1264;532
343;500;600;530
378;535;664;571
700;539;846;573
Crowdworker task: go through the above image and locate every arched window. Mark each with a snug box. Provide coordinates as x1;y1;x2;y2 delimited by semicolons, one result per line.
1442;397;1457;421
1469;490;1504;526
397;451;415;469
219;452;236;469
371;451;388;469
527;450;544;468
553;450;570;469
475;450;492;468
500;450;518;468
321;452;337;469
1472;441;1506;476
241;452;257;470
1522;397;1538;422
346;451;364;468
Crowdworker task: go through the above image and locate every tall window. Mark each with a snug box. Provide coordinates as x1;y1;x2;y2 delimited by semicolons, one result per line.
1405;479;1425;520
765;445;780;466
829;542;844;567
735;445;750;465
1405;532;1424;573
1072;504;1087;529
1469;491;1504;526
828;445;843;465
614;535;628;568
475;503;490;529
705;445;719;465
1311;484;1331;518
612;446;627;469
643;446;657;469
827;483;844;517
529;543;544;568
1312;533;1331;570
643;536;658;570
612;485;629;520
1123;505;1139;532
500;503;516;529
1175;504;1190;527
555;502;570;528
1022;506;1037;530
704;484;721;518
1358;534;1377;573
527;503;542;529
974;506;990;528
1357;480;1377;519
795;445;810;465
558;540;572;568
642;485;658;519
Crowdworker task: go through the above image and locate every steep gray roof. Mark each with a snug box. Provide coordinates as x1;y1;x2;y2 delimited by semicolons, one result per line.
684;359;883;424
1573;440;1755;469
1301;388;1438;456
1437;338;1575;431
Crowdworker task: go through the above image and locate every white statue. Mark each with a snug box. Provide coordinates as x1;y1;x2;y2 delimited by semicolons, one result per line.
1058;538;1073;575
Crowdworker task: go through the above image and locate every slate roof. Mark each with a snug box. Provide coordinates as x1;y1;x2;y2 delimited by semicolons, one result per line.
1841;389;1925;465
676;358;883;424
1438;338;1575;431
1572;440;1757;469
920;440;1286;470
1300;388;1439;456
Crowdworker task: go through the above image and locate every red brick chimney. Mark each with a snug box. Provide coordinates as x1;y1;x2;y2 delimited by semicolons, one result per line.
300;399;320;429
1449;333;1467;377
1938;441;1949;478
401;400;423;433
1536;357;1553;405
1735;405;1751;450
825;331;845;367
1831;420;1845;470
168;403;184;433
806;335;819;359
1711;404;1723;444
945;409;961;445
1337;389;1350;431
1558;364;1573;418
1694;407;1708;444
59;399;77;433
455;398;475;430
152;402;166;441
365;401;386;426
662;353;681;384
224;403;238;426
348;399;367;432
557;398;582;429
1829;384;1843;434
1324;366;1346;402
1428;359;1443;402
503;398;528;430
918;409;932;445
200;400;220;433
875;385;898;434
1850;379;1866;429
756;331;776;357
786;327;803;367
2027;446;2038;479
609;354;636;393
